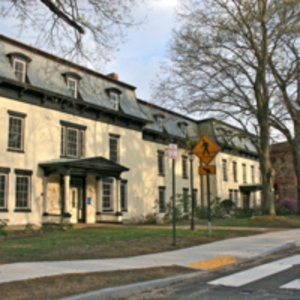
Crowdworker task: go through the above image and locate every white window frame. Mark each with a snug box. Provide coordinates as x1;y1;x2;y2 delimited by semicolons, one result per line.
233;161;237;182
102;180;113;211
158;150;165;176
242;163;247;183
67;77;78;99
182;156;188;179
15;174;31;210
13;58;26;83
61;125;85;158
0;173;8;209
8;115;25;151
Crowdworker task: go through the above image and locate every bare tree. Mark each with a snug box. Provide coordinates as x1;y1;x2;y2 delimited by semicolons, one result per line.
1;0;142;67
267;22;300;213
154;0;300;215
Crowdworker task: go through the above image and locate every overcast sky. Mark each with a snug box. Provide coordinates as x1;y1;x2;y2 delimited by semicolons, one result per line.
0;0;179;102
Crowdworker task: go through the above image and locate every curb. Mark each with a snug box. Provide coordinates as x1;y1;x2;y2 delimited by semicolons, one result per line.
60;270;205;300
60;240;300;300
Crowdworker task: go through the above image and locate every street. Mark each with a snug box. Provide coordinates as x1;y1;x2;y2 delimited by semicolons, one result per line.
126;247;300;300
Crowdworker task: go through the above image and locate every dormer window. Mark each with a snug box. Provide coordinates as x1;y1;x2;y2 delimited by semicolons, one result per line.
110;92;119;110
67;78;78;99
13;59;26;83
105;87;122;111
154;113;165;129
62;72;82;99
7;52;32;83
178;121;188;136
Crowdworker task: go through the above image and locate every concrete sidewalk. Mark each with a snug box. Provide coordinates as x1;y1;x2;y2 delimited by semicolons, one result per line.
0;228;300;284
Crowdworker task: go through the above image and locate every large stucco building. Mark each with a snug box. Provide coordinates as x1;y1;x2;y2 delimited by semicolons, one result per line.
0;35;261;226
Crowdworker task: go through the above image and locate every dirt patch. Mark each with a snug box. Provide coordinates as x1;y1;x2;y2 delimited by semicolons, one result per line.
0;266;196;300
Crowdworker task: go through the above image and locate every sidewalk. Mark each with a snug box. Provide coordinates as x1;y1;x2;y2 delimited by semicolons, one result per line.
0;228;300;285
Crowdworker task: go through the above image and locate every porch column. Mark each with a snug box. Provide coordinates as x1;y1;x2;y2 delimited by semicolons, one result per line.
64;174;71;216
42;174;49;215
115;178;121;215
96;177;102;213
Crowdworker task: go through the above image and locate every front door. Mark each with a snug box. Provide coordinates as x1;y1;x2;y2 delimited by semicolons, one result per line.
70;178;85;223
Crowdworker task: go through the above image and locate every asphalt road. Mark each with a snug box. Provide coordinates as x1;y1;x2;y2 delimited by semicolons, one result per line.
126;247;300;300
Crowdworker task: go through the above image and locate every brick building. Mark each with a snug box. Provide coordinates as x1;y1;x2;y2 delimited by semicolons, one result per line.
271;142;297;200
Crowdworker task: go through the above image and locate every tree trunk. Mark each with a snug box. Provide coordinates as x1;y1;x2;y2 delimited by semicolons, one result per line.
291;131;300;214
258;115;276;215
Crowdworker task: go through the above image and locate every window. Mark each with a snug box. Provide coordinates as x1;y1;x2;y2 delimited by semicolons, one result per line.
13;59;26;82
182;156;188;179
158;151;165;176
178;122;188;136
234;190;239;206
109;134;120;163
7;111;26;152
110;92;119;110
0;168;10;210
102;179;113;210
155;115;165;129
183;188;189;213
15;169;32;210
233;161;237;182
158;186;166;213
67;78;78;98
222;159;228;181
242;163;247;183
229;189;233;200
251;165;255;183
60;121;86;158
121;180;128;211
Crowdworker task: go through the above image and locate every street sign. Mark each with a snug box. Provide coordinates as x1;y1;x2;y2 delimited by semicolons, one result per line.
193;134;220;165
199;165;216;175
169;144;178;159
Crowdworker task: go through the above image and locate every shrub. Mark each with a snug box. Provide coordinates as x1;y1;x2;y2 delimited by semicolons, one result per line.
163;201;182;222
234;207;254;218
0;219;9;236
220;199;236;213
275;202;290;216
279;198;298;214
211;197;227;219
195;205;208;219
144;213;157;224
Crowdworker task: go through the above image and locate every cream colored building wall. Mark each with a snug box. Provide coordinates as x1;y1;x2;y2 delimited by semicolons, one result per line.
140;140;200;221
0;95;146;225
0;94;261;226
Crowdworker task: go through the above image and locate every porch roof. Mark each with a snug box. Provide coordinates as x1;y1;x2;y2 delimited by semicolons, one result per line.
239;183;262;193
39;156;129;178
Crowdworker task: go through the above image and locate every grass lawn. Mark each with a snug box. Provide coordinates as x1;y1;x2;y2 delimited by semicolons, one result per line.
0;266;198;300
0;227;258;264
165;215;300;228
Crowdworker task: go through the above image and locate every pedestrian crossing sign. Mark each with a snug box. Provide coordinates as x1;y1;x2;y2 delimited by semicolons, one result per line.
193;134;220;165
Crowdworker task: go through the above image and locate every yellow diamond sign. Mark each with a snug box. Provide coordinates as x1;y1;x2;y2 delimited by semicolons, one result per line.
193;135;220;165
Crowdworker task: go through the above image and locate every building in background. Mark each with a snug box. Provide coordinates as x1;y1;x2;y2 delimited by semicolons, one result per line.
0;35;261;226
271;142;297;200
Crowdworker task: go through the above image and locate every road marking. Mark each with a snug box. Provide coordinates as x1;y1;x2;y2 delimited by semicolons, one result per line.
280;279;300;290
208;255;300;287
188;256;238;270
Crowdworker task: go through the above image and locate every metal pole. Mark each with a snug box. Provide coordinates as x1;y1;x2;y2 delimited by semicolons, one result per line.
190;159;195;231
172;158;176;246
207;174;212;237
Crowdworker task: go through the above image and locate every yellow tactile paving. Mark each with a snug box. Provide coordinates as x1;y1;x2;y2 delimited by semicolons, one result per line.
188;256;238;270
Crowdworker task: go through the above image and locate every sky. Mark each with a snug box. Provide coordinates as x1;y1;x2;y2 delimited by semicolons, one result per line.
0;0;179;102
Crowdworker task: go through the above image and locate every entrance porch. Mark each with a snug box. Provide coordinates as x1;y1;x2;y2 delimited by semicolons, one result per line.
39;156;129;224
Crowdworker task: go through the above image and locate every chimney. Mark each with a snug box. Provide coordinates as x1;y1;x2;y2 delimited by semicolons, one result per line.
107;73;119;81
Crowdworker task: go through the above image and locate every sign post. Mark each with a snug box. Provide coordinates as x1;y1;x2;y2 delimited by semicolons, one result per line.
169;144;178;246
193;135;220;237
